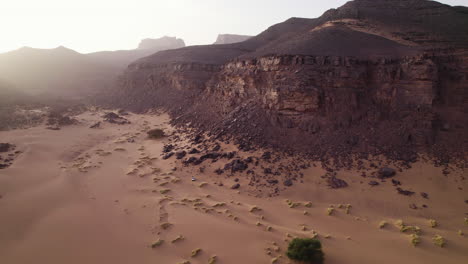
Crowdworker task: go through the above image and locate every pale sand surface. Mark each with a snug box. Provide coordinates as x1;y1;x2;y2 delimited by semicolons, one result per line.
0;111;467;264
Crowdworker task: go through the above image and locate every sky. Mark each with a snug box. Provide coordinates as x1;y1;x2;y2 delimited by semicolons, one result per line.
1;0;467;54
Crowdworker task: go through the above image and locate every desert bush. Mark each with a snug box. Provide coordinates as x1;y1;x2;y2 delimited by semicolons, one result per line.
410;234;420;247
379;221;387;229
147;128;165;139
432;235;445;247
191;248;202;257
429;219;438;228
286;238;324;264
208;255;217;264
151;239;164;248
171;235;184;243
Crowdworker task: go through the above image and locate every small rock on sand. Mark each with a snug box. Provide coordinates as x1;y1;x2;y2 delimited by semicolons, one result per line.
283;179;293;187
378;167;396;178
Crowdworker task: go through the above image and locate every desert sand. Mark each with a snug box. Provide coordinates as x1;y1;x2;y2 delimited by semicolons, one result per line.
0;110;467;264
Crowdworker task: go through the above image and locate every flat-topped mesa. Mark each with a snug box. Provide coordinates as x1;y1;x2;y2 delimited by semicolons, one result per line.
112;0;468;163
137;36;185;50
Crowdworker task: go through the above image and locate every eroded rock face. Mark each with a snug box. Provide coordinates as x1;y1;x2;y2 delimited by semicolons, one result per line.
110;0;468;164
115;51;467;161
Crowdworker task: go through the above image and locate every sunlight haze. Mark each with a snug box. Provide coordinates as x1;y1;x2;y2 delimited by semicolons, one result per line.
1;0;466;53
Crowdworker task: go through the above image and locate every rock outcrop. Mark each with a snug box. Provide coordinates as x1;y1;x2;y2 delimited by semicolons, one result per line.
111;0;468;165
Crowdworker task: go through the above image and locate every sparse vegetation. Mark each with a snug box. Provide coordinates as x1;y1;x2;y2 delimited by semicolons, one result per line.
400;224;421;235
160;222;172;230
286;238;324;264
147;128;165;139
249;206;262;212
379;221;387;229
395;219;405;230
432;235;446;247
208;255;217;264
171;177;181;183
429;219;438;228
151;239;164;248
289;202;302;208
326;208;334;216
345;204;351;214
171;235;184;243
191;248;202;257
410;234;420;247
458;230;464;236
304;202;313;208
160;189;171;194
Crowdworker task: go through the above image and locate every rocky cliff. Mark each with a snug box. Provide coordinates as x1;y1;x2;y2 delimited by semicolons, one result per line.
112;0;468;164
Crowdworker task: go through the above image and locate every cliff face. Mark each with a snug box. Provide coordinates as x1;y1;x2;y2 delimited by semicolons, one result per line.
113;0;468;162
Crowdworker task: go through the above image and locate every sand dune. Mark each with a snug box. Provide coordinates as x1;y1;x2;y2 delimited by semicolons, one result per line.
0;111;466;264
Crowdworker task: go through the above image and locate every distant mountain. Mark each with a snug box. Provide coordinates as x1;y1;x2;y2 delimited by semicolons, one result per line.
88;36;186;66
0;37;186;96
137;36;185;50
0;46;118;96
214;34;252;45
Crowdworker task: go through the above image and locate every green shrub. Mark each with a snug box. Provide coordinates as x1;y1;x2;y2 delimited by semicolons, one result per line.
410;234;420;247
432;235;445;247
286;238;324;264
147;128;165;139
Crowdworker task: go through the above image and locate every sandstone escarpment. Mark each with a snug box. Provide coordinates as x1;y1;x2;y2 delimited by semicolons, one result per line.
111;0;468;164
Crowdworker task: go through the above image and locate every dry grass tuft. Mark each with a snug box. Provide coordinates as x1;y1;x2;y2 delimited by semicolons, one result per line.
432;235;446;247
191;248;202;257
151;239;164;248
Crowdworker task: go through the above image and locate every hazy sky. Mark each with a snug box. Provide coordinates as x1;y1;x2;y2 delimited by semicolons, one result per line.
1;0;466;54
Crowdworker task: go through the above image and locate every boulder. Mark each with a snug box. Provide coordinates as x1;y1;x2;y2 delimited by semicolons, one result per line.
368;181;380;186
283;179;293;187
175;151;187;159
396;187;415;196
0;143;13;153
327;177;348;189
224;159;248;173
162;152;174;160
378;167;396;178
